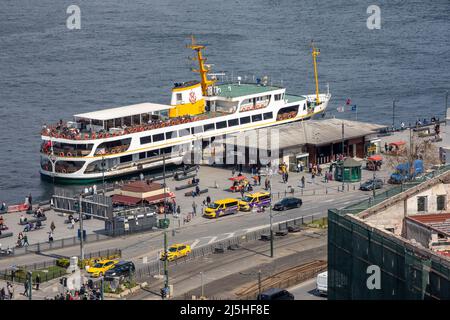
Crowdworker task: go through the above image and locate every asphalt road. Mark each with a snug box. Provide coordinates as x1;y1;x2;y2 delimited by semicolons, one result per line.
287;278;326;300
0;188;370;270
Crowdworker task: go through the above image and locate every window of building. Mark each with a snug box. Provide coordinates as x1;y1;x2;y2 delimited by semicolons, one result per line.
216;121;227;129
153;133;165;142
252;114;263;122
165;131;178;140
228;119;239;127
176;93;182;102
263;112;273;120
204;123;215;132
417;196;428;212
240;116;251;125
140;136;152;145
437;195;446;211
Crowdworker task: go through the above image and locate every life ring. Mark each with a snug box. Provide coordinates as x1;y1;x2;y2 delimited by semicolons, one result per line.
85;134;89;139
111;149;116;154
62;169;67;173
67;152;72;157
59;152;64;157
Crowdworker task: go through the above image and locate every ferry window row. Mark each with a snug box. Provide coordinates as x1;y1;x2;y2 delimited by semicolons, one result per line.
139;112;273;145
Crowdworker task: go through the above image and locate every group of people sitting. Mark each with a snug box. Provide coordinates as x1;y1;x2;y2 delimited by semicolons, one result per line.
276;111;297;121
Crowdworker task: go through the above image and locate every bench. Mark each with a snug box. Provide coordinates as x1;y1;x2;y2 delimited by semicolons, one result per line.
0;232;13;239
288;225;302;233
184;188;208;197
174;173;196;181
275;230;288;237
18;216;47;225
175;182;199;191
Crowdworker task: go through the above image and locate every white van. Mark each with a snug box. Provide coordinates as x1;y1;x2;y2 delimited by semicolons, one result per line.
316;271;328;296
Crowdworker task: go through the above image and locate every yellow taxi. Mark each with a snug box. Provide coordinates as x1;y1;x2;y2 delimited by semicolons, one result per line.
87;259;119;277
160;244;191;261
204;198;240;218
240;191;272;210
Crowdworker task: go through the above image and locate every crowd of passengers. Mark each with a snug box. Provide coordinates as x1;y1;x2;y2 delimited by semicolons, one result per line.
41;114;211;140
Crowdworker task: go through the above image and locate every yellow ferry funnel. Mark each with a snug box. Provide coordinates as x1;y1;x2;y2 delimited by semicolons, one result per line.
170;81;205;118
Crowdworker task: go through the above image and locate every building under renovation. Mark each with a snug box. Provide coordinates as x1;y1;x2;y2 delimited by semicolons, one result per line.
329;166;450;299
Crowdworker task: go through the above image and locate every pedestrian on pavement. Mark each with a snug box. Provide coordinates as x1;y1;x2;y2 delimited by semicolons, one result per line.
206;196;211;205
285;172;289;183
50;221;55;232
240;188;244;198
23;280;29;296
311;172;315;183
232;167;236;176
301;176;305;188
48;231;54;243
23;234;29;247
324;172;329;183
7;282;13;300
192;202;197;216
176;205;181;216
70;218;75;229
35;274;41;290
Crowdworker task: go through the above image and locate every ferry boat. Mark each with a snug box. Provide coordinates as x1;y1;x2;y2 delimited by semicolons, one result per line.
40;38;331;182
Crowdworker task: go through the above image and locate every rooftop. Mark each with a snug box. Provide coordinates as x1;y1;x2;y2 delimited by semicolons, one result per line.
230;118;385;150
216;83;282;99
407;213;450;237
121;180;164;193
74;103;174;121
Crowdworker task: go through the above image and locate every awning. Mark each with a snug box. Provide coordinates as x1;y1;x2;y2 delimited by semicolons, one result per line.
144;192;175;204
295;153;309;159
111;194;141;205
389;141;406;147
368;155;383;162
229;176;248;181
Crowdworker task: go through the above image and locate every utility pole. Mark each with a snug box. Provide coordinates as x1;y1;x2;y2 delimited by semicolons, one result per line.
162;151;169;299
341;121;345;190
372;170;376;200
392;99;398;130
446;90;448;119
200;271;204;298
79;194;84;261
258;269;262;296
269;203;274;258
102;155;106;193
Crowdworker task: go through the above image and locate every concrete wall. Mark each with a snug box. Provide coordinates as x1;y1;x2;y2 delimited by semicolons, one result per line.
364;182;450;236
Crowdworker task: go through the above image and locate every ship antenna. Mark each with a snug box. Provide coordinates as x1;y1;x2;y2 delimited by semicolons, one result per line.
187;35;216;95
310;40;321;104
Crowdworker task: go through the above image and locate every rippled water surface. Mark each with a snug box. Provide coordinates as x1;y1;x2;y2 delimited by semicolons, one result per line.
0;0;449;203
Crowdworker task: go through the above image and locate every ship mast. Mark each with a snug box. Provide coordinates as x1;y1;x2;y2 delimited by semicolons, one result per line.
311;41;321;104
188;35;215;95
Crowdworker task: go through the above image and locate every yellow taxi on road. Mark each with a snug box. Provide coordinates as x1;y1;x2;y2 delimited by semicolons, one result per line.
87;259;119;277
204;198;246;218
160;244;192;261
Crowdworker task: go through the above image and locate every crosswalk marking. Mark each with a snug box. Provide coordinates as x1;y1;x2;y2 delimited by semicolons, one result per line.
207;236;218;244
190;239;200;248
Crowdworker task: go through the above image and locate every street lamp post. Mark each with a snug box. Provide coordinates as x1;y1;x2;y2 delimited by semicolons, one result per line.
392;99;398;130
269;203;274;258
27;271;32;300
258;270;262;296
200;271;204;298
79;194;84;261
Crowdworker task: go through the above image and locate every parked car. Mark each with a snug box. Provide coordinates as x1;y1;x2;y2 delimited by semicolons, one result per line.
87;259;119;277
257;288;294;300
104;261;136;280
359;178;383;191
273;197;302;211
160;243;191;261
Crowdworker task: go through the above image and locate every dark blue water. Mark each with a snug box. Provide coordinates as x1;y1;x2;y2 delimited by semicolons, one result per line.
0;0;449;204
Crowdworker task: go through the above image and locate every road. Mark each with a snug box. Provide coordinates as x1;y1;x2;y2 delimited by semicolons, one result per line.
0;187;370;271
287;278;326;300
